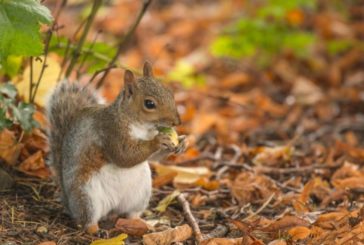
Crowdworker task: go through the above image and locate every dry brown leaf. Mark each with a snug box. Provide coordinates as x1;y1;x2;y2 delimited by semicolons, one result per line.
252;145;293;166
153;163;210;185
0;129;23;165
194;177;220;191
335;222;364;244
143;224;192;245
294;177;330;213
231;172;279;205
24;129;49;153
152;172;178;188
229;220;251;234
219;72;250;89
292;77;323;105
201;237;258;245
314;211;349;229
286;9;304;26
267;240;287;245
332;177;364;190
18;151;51;179
115;218;149;236
288;226;311;241
38;242;56;245
265;216;309;232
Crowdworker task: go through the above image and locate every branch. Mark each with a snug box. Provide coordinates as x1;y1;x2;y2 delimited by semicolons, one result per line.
177;193;204;243
95;0;152;89
30;0;67;102
64;0;103;78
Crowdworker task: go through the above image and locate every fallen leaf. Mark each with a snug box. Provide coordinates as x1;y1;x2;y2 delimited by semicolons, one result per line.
90;233;128;245
288;226;311;241
231;172;279;205
24;128;49;153
252;145;293;166
267;240;287;245
153;163;210;185
229;219;251;234
0;129;23;165
332;177;364;190
265;216;309;232
294;177;330;213
194;177;220;191
286;9;304;26
292;77;323;105
15;54;61;106
143;224;192;245
155;190;180;213
201;237;256;245
115;218;149;236
219;72;250;89
38;242;56;245
314;211;349;229
152;172;178;188
18;151;51;178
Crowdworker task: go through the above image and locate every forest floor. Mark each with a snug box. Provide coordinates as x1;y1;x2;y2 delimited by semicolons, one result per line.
1;0;364;244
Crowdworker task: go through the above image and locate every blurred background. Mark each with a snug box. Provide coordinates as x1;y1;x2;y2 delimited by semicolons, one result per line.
1;0;364;244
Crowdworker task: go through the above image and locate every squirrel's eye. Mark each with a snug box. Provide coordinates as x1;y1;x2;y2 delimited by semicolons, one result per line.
144;99;156;110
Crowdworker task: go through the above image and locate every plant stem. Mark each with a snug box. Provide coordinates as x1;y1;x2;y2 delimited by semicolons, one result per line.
95;0;152;89
29;57;34;102
30;0;67;102
64;0;103;78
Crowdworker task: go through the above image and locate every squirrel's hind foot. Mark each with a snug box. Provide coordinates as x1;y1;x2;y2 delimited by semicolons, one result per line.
86;224;109;238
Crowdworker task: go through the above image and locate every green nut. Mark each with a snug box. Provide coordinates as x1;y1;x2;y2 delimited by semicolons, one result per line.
158;127;179;146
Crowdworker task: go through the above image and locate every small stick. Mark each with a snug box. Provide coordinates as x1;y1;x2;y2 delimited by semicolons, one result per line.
243;193;275;221
64;0;102;78
96;0;152;88
177;193;204;243
204;224;228;240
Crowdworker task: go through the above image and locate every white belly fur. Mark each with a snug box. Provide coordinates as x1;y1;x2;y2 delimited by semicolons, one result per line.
84;161;152;223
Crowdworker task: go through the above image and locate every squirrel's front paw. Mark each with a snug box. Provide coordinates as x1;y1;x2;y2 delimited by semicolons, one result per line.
156;134;176;151
175;135;187;154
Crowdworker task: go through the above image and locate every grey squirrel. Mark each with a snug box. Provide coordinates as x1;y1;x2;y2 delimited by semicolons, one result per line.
46;62;185;236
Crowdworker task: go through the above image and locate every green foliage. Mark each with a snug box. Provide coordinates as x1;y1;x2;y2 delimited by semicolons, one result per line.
168;60;206;88
0;0;52;75
0;83;38;131
49;36;115;73
326;39;353;55
211;0;316;64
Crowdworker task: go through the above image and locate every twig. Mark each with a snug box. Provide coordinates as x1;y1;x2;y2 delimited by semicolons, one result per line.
87;65;117;86
77;30;102;79
57;38;71;81
64;0;103;78
29;57;34;102
177;193;204;243
255;163;341;175
243;193;275;221
203;225;228;240
30;0;67;102
95;0;152;88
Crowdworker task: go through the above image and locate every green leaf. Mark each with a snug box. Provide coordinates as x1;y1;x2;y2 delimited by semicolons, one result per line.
0;83;17;99
0;0;53;60
168;60;206;88
0;55;23;77
0;107;12;130
10;102;38;131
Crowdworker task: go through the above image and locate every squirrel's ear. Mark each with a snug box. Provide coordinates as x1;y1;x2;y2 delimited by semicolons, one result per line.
124;70;135;97
143;61;153;77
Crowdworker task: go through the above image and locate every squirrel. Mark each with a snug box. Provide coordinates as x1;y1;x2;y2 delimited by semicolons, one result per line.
46;62;185;236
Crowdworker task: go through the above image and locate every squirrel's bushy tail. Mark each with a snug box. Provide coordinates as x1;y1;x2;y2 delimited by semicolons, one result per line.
46;81;99;179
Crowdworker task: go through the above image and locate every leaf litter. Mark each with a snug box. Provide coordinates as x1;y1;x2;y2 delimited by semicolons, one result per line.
1;0;364;245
